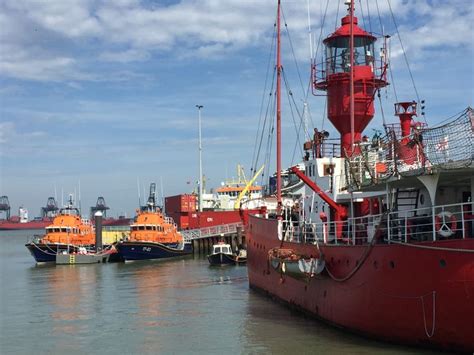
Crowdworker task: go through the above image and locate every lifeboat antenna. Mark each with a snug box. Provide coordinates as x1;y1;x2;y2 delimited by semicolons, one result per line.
160;176;165;213
137;176;141;208
276;0;282;217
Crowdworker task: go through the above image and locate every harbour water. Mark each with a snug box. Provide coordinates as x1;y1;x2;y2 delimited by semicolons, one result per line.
0;231;438;354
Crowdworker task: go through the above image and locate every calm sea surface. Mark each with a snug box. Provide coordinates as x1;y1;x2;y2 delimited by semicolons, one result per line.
0;230;438;354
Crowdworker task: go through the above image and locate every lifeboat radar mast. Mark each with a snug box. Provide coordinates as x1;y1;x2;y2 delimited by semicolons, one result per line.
313;0;389;156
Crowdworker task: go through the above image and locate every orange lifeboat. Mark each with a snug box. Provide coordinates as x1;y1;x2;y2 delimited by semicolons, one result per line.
25;195;95;263
115;183;192;261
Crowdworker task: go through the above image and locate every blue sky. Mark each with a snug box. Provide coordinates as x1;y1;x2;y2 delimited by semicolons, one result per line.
1;0;472;218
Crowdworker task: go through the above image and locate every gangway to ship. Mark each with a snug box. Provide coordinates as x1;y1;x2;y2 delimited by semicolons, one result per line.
180;222;242;244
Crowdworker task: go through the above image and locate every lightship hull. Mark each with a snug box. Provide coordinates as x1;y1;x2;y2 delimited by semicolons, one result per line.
115;241;192;261
247;215;474;352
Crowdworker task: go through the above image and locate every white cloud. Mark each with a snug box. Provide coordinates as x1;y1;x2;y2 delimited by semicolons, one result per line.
5;0;101;38
99;48;151;63
0;0;472;82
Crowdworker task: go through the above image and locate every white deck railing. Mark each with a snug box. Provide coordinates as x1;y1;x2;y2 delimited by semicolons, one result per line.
282;201;473;246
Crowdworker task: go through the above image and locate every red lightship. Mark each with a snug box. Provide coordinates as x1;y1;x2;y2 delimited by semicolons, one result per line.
247;1;474;352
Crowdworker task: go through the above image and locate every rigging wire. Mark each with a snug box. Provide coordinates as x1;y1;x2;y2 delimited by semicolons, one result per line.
378;92;387;127
311;0;330;83
281;6;306;98
321;98;327;130
388;39;399;103
256;68;277;184
282;69;305;165
374;0;384;38
365;0;373;34
386;0;427;124
334;0;341;31
358;0;367;31
310;0;330;132
251;23;277;174
263;95;276;187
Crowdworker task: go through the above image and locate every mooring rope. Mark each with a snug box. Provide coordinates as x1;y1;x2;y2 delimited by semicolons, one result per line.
324;212;388;282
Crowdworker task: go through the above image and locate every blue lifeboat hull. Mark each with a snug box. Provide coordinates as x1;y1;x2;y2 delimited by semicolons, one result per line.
25;243;81;263
115;241;192;261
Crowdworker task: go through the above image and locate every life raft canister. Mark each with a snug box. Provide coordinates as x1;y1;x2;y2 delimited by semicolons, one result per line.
434;211;457;238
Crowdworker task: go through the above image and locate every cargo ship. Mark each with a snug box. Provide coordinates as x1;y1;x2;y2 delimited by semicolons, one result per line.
247;1;473;352
25;196;96;263
165;166;269;231
0;196;58;230
115;183;192;261
0;216;52;230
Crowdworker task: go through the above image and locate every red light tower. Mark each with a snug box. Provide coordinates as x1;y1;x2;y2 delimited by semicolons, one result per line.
313;1;388;156
395;101;417;142
394;101;423;164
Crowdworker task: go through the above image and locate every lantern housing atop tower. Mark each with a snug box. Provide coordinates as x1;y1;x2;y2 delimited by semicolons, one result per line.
311;2;389;156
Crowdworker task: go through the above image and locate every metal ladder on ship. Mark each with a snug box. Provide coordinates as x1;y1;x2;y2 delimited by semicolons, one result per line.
389;188;420;241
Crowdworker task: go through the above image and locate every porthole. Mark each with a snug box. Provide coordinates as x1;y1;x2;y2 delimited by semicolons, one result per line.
389;261;395;269
439;259;447;268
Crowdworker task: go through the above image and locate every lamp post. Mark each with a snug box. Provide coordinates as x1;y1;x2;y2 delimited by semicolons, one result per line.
196;105;203;212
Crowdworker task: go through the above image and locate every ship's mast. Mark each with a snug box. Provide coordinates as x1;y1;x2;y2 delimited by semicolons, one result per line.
276;0;282;217
349;0;355;155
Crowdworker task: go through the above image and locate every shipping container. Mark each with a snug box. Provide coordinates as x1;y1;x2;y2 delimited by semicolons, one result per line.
165;194;197;213
168;208;261;230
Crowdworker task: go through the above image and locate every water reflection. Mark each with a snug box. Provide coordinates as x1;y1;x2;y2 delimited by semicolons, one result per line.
1;233;440;354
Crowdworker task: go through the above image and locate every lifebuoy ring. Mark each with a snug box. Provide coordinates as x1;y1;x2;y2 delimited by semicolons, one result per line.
434;211;457;238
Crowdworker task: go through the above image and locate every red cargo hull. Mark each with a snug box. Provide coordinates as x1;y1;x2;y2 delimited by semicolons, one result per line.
0;220;51;230
247;215;474;352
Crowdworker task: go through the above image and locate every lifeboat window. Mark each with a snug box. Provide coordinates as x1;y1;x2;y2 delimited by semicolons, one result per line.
139;226;145;231
145;226;153;231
